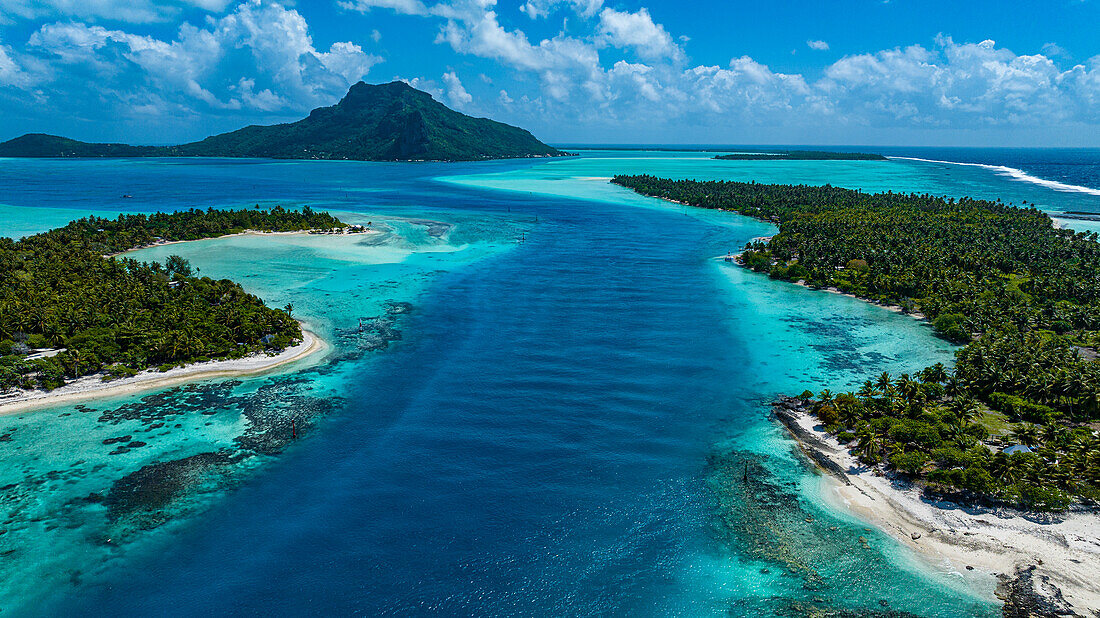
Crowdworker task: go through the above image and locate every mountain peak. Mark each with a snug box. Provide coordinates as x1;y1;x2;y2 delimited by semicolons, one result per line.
343;80;426;100
0;82;565;162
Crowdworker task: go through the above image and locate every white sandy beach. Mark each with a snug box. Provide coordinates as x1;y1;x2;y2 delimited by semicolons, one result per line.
109;227;381;257
0;328;328;415
783;407;1100;614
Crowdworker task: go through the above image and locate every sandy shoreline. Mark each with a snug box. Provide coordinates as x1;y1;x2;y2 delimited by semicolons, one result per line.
774;401;1100;614
5;226;353;415
722;254;930;322
0;327;328;415
791;280;928;321
108;227;379;257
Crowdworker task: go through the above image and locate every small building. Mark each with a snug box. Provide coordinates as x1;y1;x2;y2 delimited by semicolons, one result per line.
1002;444;1033;455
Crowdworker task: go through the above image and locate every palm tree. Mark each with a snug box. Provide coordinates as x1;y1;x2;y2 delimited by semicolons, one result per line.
952;396;979;426
921;363;948;385
858;380;880;400
876;372;893;394
66;348;89;378
896;375;923;412
1011;423;1040;448
1041;423;1067;449
945;376;962;399
855;426;880;463
990;452;1024;484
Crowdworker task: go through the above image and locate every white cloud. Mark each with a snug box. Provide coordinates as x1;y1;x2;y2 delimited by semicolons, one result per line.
319;41;379;84
442;70;472;107
518;0;602;19
0;0;230;23
824;44;935;94
820;36;1095;125
401;75;443;99
596;7;682;62
337;0;429;16
233;77;284;110
435;5;545;70
0;41;36;88
1041;42;1069;58
16;0;381;118
608;60;662;102
683;57;811;116
5;0;1100;143
329;0;1100;136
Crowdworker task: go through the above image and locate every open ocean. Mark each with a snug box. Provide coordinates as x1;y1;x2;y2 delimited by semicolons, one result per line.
2;148;1099;615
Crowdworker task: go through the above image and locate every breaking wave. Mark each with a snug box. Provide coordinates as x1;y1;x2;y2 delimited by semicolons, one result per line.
891;156;1100;197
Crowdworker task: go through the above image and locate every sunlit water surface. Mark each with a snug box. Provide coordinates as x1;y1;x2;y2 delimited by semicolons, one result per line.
1;149;1098;615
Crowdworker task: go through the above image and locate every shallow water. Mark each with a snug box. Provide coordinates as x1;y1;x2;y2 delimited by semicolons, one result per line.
2;150;1095;615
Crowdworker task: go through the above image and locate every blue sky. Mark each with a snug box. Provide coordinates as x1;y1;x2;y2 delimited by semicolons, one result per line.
1;0;1099;146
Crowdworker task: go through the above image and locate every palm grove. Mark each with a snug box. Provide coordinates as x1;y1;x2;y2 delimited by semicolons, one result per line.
613;174;1100;511
0;206;346;392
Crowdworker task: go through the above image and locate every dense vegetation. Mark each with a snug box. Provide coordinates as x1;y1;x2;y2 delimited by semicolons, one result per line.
612;174;1100;510
0;134;156;157
47;205;345;255
0;82;563;162
714;151;888;161
0;207;342;393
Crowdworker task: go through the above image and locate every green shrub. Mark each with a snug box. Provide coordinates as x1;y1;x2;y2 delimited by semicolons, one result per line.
846;258;869;273
102;364;138;382
888;419;942;449
25;334;48;349
931;446;966;468
931;313;969;343
987;392;1056;423
1015;483;1072;512
889;451;929;476
958;466;996;493
786;264;810;282
741;251;771;272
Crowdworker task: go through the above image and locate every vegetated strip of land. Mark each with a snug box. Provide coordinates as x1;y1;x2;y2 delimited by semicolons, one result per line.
0;326;325;415
714;150;888;161
611;175;1099;510
612;174;1100;612
0;206;353;398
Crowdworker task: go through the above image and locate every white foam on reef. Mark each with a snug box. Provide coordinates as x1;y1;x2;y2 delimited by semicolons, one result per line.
891;156;1100;197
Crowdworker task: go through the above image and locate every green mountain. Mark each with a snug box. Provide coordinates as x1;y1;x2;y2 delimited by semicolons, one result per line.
0;81;564;161
0;134;159;157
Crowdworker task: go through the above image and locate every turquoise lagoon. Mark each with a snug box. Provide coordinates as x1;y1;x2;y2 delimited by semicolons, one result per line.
1;151;1097;614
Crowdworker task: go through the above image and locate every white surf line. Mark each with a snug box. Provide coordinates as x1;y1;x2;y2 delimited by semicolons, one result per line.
890;156;1100;197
